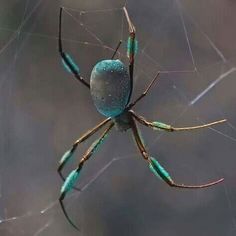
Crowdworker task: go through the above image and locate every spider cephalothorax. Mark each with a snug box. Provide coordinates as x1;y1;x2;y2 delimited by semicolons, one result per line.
58;6;226;230
113;109;133;132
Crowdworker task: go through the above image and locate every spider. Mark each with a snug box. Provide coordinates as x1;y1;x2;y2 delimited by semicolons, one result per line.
58;6;226;230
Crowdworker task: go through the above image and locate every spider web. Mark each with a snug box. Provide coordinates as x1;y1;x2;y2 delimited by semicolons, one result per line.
0;0;236;235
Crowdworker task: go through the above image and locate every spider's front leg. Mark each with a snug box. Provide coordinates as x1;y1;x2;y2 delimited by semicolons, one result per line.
123;7;138;101
131;118;224;189
131;111;226;132
59;7;90;88
59;122;114;230
123;7;136;78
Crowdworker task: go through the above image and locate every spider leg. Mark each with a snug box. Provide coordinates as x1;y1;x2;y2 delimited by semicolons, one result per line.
124;7;161;109
123;7;137;103
59;122;114;230
111;40;122;59
131;118;149;160
58;117;111;185
128;72;160;109
130;118;224;189
59;7;90;88
131;111;226;132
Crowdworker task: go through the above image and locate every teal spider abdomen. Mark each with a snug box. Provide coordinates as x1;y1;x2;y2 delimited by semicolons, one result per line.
90;59;131;117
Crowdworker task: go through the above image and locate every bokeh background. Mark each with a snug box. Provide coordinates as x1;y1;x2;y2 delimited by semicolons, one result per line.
0;0;236;235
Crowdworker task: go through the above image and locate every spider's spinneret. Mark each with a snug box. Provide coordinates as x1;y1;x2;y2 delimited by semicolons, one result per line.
90;59;131;117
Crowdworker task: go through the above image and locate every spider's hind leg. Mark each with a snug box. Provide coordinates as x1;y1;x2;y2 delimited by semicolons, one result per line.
59;122;114;230
130;118;224;189
58;117;111;183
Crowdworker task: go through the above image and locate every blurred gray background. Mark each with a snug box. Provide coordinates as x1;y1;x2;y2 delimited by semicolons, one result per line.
0;0;236;235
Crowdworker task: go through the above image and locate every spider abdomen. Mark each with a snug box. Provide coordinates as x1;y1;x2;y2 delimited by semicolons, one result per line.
90;59;131;117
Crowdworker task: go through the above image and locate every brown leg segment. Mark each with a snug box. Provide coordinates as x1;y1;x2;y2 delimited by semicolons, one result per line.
130;117;224;188
58;117;112;182
123;7;136;81
130;118;149;160
59;122;114;230
131;111;226;132
77;122;114;170
127;72;160;109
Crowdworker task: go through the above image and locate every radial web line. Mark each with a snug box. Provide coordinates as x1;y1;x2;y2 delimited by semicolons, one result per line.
0;0;43;56
0;154;133;226
190;67;236;105
182;9;227;63
175;0;197;71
